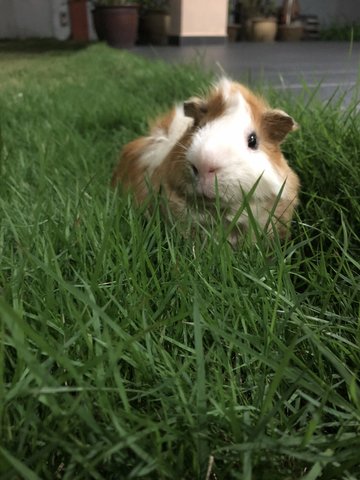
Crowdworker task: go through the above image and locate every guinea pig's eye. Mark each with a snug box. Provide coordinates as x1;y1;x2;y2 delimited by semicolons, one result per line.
247;132;258;150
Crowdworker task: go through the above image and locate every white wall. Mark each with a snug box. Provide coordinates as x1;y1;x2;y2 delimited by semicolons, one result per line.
0;0;16;38
297;0;337;25
181;0;227;36
334;0;360;24
0;0;70;39
15;0;53;37
169;0;228;37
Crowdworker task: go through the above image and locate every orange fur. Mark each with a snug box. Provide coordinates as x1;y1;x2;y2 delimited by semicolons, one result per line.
111;137;154;203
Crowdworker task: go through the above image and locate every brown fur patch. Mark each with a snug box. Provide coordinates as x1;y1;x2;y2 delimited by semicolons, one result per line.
157;129;194;197
184;97;207;125
183;89;227;126
111;136;154;203
234;83;269;124
262;110;297;144
201;88;227;123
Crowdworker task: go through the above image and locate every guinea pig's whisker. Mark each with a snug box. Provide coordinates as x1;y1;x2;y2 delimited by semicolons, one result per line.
176;142;187;150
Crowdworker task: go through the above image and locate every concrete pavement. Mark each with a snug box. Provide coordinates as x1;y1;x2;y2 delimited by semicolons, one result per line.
134;41;360;106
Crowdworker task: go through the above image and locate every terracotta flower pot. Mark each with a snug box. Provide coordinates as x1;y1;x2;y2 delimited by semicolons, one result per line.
92;5;139;48
227;24;241;42
251;17;278;42
278;22;303;41
69;0;89;42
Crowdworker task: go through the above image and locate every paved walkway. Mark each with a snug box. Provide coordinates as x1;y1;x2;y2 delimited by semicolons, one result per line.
134;41;360;106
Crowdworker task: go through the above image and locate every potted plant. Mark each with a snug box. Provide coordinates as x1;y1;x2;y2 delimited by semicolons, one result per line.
243;0;278;42
278;0;303;41
92;0;140;48
139;0;170;45
227;0;244;42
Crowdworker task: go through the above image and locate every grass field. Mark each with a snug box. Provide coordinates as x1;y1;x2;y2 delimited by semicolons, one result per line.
0;42;359;479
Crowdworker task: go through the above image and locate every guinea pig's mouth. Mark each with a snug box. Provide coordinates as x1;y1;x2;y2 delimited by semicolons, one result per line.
197;181;236;206
183;168;238;210
194;189;233;214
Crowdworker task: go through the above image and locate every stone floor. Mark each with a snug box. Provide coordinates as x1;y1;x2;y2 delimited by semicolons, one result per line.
134;41;360;106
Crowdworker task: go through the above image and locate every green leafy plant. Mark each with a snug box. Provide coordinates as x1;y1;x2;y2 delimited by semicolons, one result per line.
320;22;360;41
243;0;277;17
140;0;169;11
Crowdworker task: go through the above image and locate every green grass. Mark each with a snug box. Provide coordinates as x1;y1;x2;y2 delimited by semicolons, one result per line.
320;23;360;42
0;43;359;479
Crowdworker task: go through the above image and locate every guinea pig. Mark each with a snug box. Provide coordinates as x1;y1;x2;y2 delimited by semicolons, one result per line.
111;78;300;242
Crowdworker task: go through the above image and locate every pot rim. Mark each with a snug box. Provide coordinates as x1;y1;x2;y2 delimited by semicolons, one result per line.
251;16;277;23
93;4;139;9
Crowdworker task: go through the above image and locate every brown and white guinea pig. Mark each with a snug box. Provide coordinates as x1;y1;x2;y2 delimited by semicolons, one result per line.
111;78;300;242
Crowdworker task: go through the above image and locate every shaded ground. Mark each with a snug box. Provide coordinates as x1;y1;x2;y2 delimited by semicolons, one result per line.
0;39;88;54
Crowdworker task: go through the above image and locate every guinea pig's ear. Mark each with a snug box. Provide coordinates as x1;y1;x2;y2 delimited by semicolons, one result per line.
183;97;208;125
262;109;299;143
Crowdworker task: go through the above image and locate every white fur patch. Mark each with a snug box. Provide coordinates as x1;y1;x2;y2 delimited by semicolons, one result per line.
186;87;284;207
214;77;232;102
139;106;192;175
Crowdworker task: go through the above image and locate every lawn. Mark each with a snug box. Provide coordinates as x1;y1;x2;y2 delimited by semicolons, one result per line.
0;42;359;479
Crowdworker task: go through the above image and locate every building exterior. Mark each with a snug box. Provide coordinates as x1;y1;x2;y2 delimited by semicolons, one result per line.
0;0;359;41
0;0;91;40
298;0;360;27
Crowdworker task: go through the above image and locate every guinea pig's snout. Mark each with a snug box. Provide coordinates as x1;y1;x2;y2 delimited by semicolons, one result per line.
188;158;221;199
190;162;218;194
187;145;224;199
189;160;219;180
188;142;225;180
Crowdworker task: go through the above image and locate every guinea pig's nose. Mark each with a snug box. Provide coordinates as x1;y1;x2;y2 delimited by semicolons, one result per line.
189;159;219;180
196;145;222;176
197;163;219;176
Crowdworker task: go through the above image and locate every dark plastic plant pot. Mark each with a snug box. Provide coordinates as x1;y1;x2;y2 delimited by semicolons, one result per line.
278;23;304;41
69;0;89;41
92;5;139;48
142;11;170;45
